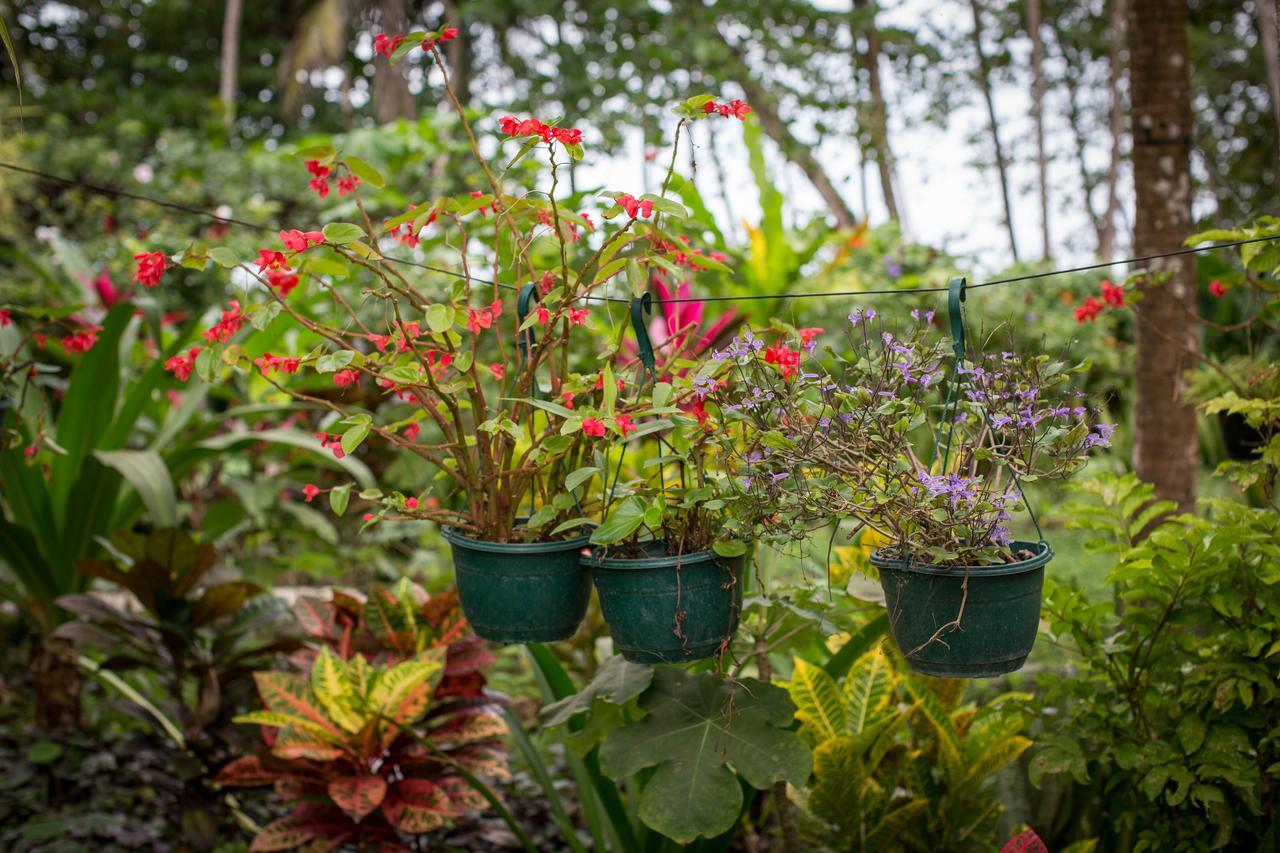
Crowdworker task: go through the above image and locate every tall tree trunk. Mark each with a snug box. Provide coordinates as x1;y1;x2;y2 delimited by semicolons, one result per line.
733;74;858;229
1057;40;1105;252
373;0;415;123
1257;0;1280;171
851;0;902;224
1129;0;1199;513
32;638;81;734
1101;0;1128;260
1026;0;1050;260
444;0;469;106
968;0;1020;262
219;0;244;132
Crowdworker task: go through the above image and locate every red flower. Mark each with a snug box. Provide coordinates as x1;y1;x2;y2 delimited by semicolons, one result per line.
333;369;360;387
1074;296;1104;324
704;99;752;120
336;175;361;196
302;484;321;503
306;160;331;178
61;326;101;353
561;391;575;409
568;308;589;326
616;194;653;219
798;327;824;345
440;26;459;42
1209;279;1227;297
279;229;325;252
164;347;201;382
256;249;289;273
0;310;11;326
488;298;503;318
23;444;36;458
536;305;550;325
489;363;505;381
614;415;637;436
316;433;346;458
580;212;595;230
94;270;120;307
1099;279;1125;307
266;269;300;296
498;115;583;147
764;342;800;379
133;251;167;288
402;422;421;441
580;417;606;437
204;300;245;343
308;176;331;198
467;308;493;335
691;399;710;425
374;33;405;57
254;353;302;375
540;271;556;294
405;496;419;510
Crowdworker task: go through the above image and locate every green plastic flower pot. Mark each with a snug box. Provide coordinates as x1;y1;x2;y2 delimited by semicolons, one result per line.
584;542;745;664
442;526;593;644
872;540;1053;678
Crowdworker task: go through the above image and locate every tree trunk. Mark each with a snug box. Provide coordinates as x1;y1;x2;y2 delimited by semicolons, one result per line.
1257;0;1280;171
444;0;470;106
219;0;244;132
1101;0;1128;260
373;0;415;124
1129;0;1199;513
968;0;1020;262
1026;0;1050;260
733;74;858;229
32;638;81;734
851;0;902;224
1055;36;1105;252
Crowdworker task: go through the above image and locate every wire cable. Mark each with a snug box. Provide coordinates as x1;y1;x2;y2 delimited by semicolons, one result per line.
3;160;1275;305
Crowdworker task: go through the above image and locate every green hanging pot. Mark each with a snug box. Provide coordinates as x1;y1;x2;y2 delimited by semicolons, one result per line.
872;540;1052;678
584;541;745;664
442;526;593;644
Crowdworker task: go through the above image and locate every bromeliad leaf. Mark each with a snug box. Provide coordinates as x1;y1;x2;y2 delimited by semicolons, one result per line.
598;667;811;843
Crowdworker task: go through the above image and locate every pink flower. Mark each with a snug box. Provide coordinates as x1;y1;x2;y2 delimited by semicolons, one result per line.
0;310;11;326
1099;279;1125;307
568;308;589;326
302;484;321;503
267;269;300;296
580;417;606;437
23;444;37;458
94;270;120;307
280;229;325;252
536;305;550;325
333;369;360;387
561;391;575;409
616;194;653;219
337;175;361;196
254;353;302;375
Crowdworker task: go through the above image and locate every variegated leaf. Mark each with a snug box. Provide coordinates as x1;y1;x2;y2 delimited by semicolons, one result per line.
427;711;509;747
365;586;418;654
254;671;341;735
274;728;345;762
215;754;281;787
371;649;445;721
233;710;341;743
786;658;847;744
249;814;322;852
381;778;455;832
328;774;388;823
843;648;893;734
807;736;863;831
311;647;364;733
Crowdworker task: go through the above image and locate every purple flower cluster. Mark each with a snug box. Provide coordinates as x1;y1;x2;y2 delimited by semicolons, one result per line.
916;471;981;506
713;330;765;361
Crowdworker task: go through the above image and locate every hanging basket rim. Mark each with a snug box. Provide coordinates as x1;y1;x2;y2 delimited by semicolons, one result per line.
869;539;1053;577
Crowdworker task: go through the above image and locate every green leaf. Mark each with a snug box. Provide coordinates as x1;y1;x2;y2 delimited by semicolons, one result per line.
540;655;655;728
329;484;350;516
296;144;336;160
344;155;385;188
208;247;240;268
340;422;370;455
565;466;599;492
1176;715;1207;755
315;350;356;374
590;496;647;545
321;222;367;244
599;668;811;844
426;304;453;334
712;539;747;558
92;450;178;529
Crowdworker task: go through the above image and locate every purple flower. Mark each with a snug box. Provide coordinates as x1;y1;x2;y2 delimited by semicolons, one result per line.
692;376;718;398
991;525;1012;546
991;414;1013;429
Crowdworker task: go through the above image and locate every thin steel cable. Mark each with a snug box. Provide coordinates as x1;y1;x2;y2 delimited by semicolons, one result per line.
3;160;1275;305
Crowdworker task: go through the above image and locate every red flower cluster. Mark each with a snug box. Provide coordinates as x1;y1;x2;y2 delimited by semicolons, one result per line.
421;26;459;51
580;417;606;437
316;432;346;459
1209;279;1228;297
254;353;302;375
467;299;503;335
306;159;332;199
332;369;360;387
764;341;800;379
280;229;325;252
133;251;167;288
1074;279;1127;324
617;194;654;219
614;415;637;436
204;300;245;343
337;175;361;196
267;269;300;296
62;326;102;353
374;33;405;58
164;347;201;382
256;249;289;273
568;307;589;326
702;99;751;120
656;235;726;271
498;115;583;147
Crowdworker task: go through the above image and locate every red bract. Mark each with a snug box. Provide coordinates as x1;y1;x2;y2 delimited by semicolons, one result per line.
333;369;360;387
614;415;637;436
61;326;101;353
1099;279;1125;307
1074;296;1104;324
764;342;800;379
255;353;302;375
280;229;325;252
164;347;201;382
337;175;361;196
581;417;606;437
498;115;583;148
1209;279;1227;297
316;432;346;459
302;484;321;503
403;422;421;441
373;33;405;57
204;300;245;343
132;251;167;288
617;194;653;219
568;308;589;326
267;269;300;296
702;98;752;120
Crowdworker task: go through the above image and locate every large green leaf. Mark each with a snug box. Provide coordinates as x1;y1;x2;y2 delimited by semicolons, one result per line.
92;450;178;528
599;668;811;843
540;655;654;728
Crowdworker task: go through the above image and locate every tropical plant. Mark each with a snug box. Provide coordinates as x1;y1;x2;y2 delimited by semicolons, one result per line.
52;528;297;757
786;648;1032;851
1034;473;1280;850
217;645;508;850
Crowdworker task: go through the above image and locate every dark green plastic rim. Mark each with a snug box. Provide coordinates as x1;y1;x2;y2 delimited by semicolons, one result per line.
582;544;721;571
870;540;1054;577
441;525;593;555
